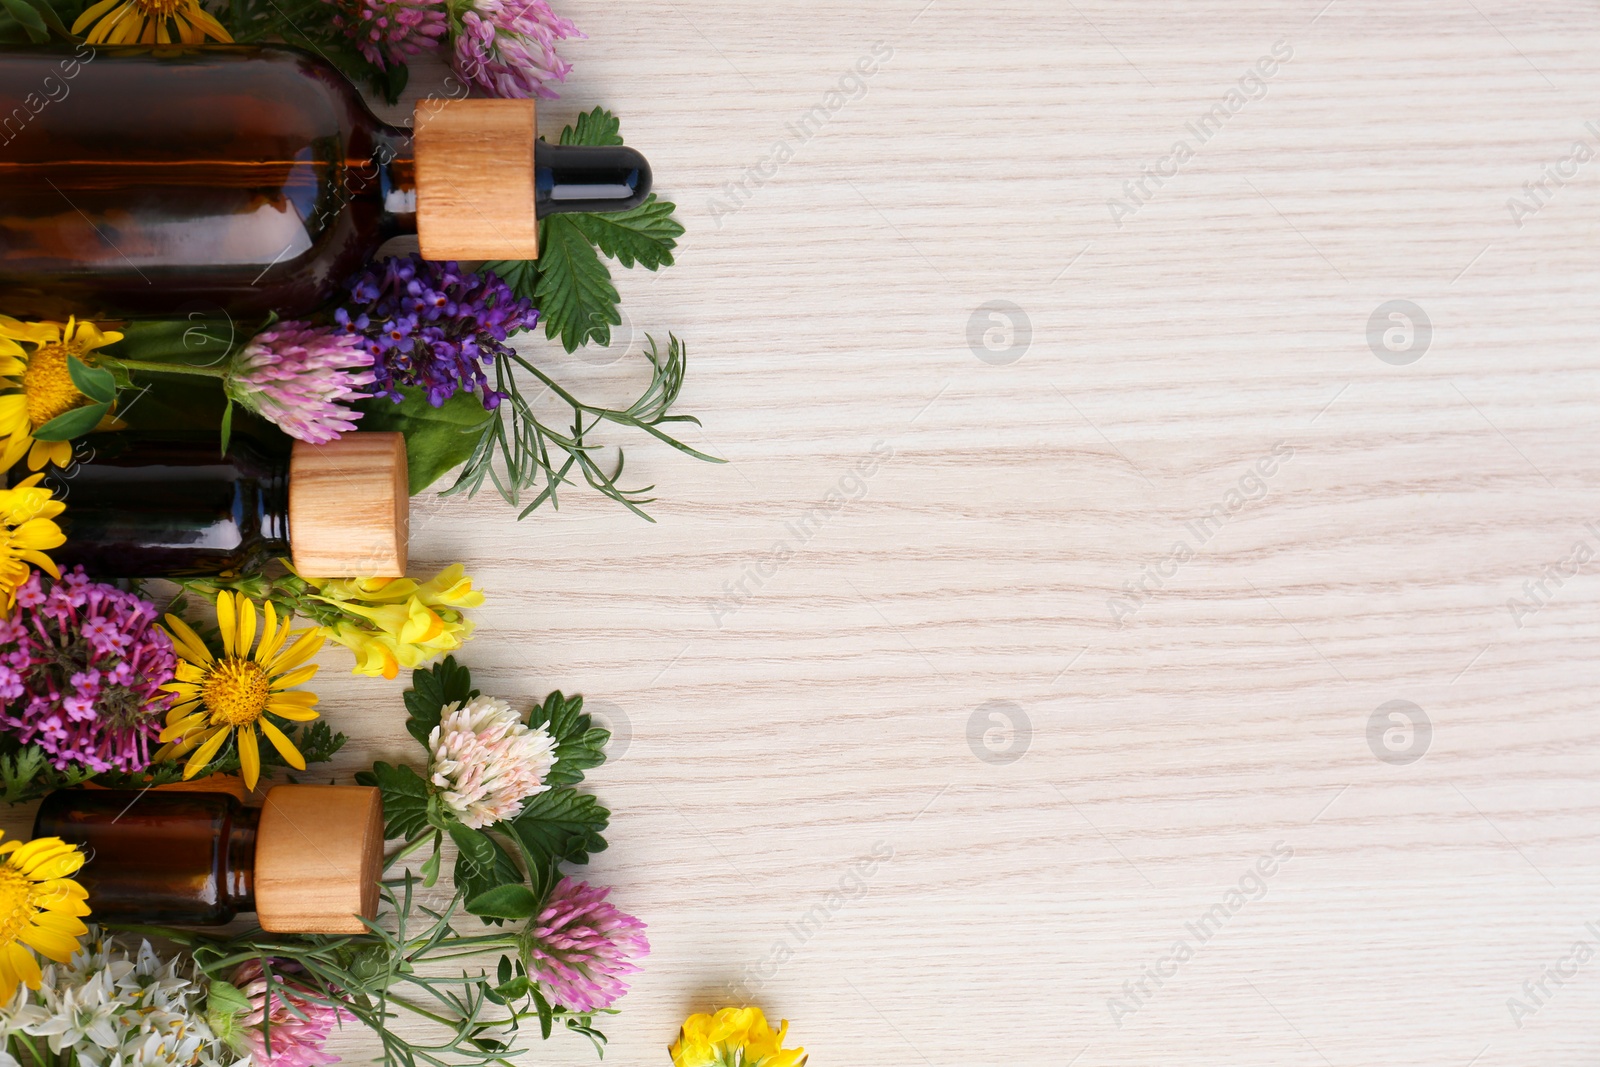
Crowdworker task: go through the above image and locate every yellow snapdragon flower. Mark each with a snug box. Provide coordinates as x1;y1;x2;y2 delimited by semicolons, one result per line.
670;1007;806;1067
300;564;483;680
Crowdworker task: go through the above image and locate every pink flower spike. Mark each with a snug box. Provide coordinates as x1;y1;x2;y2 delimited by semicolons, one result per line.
231;959;352;1067
331;0;448;68
519;878;648;1013
450;0;583;100
226;321;377;445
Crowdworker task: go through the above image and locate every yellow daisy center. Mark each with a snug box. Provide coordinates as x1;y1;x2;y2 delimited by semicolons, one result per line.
135;0;186;15
202;658;270;726
0;864;36;947
20;343;87;429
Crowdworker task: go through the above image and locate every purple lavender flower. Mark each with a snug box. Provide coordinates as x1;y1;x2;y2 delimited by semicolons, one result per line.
227;321;376;445
336;255;539;409
451;0;582;100
333;0;449;70
0;568;177;772
517;877;648;1013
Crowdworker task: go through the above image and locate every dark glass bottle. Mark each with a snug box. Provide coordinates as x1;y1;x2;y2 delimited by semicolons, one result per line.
29;428;408;578
34;790;257;923
37;431;288;578
34;785;383;932
0;45;651;319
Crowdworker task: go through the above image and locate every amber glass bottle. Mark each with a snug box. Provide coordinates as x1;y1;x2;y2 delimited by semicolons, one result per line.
32;429;408;578
33;785;383;933
0;45;651;318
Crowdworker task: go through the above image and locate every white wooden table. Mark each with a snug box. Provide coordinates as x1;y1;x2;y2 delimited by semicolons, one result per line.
14;1;1600;1064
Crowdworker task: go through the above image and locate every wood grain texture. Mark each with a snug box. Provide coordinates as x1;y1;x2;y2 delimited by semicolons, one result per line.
414;98;542;260
5;1;1600;1063
253;785;383;934
288;433;409;577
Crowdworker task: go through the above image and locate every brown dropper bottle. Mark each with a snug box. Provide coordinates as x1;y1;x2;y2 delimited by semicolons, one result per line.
34;428;409;579
32;785;384;933
0;45;651;319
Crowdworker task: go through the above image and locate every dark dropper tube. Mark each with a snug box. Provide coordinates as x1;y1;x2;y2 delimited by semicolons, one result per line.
534;142;652;214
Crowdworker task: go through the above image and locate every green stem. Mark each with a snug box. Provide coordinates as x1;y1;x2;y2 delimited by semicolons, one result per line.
382;992;461;1028
108;357;227;379
384;832;434;871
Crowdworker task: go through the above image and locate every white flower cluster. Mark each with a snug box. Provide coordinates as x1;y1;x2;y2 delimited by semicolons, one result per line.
0;932;238;1067
429;695;556;829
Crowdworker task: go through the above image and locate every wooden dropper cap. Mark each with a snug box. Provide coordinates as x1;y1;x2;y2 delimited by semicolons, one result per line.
412;98;652;261
288;433;408;578
254;785;383;934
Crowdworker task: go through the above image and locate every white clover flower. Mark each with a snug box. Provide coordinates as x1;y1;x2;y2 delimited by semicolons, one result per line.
428;695;556;829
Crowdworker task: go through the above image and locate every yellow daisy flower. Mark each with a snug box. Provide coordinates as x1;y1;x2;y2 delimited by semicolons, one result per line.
0;831;91;1002
72;0;231;44
155;591;324;792
0;315;123;471
0;474;64;613
670;1007;807;1067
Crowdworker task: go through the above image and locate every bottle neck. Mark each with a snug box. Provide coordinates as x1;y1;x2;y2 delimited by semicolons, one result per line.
350;123;418;238
226;804;261;914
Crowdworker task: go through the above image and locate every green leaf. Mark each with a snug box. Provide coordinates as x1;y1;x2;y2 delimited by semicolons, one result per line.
419;836;442;888
32;401;106;442
455;835;523;925
534;215;620;352
526;691;608;787
486;969;534;1006
557;107;623;147
355;762;432;840
218;401;235;456
68;357;116;404
401;657;477;750
568;194;683;270
464;883;543;920
0;0;70;41
0;0;48;42
109;317;240;364
505;787;609;870
532;986;554;1039
447;821;497;877
205;980;252;1016
355;388;494;494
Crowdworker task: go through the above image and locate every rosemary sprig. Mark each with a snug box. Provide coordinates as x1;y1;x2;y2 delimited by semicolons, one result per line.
446;333;722;522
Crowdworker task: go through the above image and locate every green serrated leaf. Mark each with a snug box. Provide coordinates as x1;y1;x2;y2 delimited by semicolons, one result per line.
67;356;116;404
0;0;48;42
358;762;432;840
355;388;495;494
568;194;682;271
527;691;608;787
505;787;609;870
558;107;623;147
534;215;620;353
32;401;107;442
401;657;477;749
465;882;543;920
